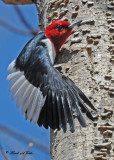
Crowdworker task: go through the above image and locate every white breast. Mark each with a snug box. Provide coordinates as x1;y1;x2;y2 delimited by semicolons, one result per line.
41;38;56;65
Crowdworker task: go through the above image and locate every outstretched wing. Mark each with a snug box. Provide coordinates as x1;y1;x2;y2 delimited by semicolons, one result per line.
7;32;95;132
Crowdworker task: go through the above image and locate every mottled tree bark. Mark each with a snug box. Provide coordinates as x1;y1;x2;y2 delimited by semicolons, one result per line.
3;0;114;159
36;0;114;160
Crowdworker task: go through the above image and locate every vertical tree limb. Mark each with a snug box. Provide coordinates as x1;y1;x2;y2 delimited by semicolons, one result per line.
35;0;114;160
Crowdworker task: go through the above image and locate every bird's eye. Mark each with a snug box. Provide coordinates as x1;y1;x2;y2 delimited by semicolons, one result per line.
56;25;67;32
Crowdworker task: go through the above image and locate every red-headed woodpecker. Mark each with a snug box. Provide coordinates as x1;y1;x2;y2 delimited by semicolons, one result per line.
7;20;96;132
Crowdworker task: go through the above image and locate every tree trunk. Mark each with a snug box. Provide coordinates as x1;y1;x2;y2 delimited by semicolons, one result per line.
37;0;114;160
3;0;114;159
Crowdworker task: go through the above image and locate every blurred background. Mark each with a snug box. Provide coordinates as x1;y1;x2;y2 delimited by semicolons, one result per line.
0;1;50;160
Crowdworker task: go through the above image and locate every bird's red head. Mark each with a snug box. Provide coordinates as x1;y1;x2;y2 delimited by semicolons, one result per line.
45;20;72;53
45;20;82;53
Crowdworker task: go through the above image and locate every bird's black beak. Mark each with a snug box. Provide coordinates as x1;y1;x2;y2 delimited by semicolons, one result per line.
68;20;82;29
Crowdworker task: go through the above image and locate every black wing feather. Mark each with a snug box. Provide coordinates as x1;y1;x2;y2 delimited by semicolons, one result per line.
56;92;62;130
67;88;86;127
64;91;75;132
71;86;94;121
47;90;55;130
61;93;68;132
59;93;67;132
75;85;96;111
14;32;95;132
51;91;60;130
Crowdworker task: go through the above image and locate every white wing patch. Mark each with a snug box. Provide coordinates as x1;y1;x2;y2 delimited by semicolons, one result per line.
32;89;46;124
7;60;46;124
7;59;16;73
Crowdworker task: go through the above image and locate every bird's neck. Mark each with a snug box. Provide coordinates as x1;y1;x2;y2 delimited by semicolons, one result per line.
45;30;72;54
45;34;62;54
41;38;56;65
48;37;64;54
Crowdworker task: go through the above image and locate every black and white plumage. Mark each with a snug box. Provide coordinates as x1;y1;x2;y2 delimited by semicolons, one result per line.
7;32;95;132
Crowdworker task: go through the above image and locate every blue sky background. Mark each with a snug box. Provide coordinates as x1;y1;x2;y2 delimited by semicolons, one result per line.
0;1;50;160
